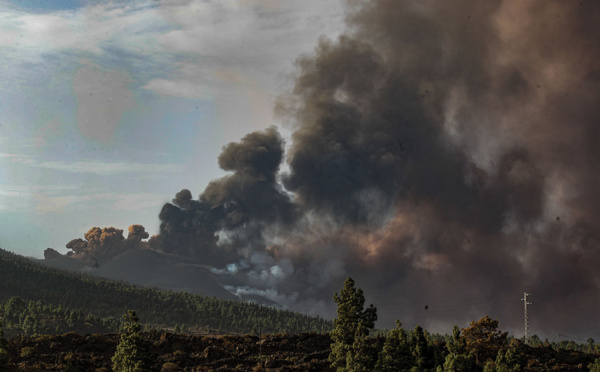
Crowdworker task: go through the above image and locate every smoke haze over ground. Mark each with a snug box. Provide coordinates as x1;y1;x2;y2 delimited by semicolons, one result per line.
61;0;600;337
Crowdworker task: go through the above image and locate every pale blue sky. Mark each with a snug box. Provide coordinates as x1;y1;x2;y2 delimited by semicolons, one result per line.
0;0;344;257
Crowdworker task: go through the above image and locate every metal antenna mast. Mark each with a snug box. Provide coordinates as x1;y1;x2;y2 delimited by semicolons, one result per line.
521;292;532;344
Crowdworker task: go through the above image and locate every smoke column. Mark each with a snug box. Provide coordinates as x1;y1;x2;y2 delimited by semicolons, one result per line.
99;0;600;336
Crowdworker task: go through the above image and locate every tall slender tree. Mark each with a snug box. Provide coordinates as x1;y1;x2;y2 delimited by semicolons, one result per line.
443;325;476;371
375;320;414;371
329;277;377;371
112;310;152;372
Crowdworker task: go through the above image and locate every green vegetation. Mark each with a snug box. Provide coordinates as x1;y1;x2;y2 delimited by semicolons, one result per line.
443;325;476;371
329;276;377;371
0;248;331;335
462;315;508;365
112;310;153;372
0;320;8;367
2;296;120;336
590;358;600;372
375;320;413;371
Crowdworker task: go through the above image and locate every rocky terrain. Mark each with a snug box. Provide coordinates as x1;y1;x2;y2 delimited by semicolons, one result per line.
4;332;334;371
3;331;598;371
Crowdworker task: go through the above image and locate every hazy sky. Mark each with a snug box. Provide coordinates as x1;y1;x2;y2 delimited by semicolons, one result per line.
0;0;344;257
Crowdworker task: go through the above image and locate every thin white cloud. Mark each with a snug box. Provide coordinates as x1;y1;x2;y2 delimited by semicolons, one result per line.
0;152;184;175
0;153;34;164
0;2;166;57
33;192;167;214
0;184;168;214
37;160;184;175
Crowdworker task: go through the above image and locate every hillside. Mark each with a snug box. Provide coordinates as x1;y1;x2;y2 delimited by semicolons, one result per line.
0;248;331;335
41;248;243;301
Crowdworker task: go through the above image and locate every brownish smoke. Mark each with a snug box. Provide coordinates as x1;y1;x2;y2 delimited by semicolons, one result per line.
269;0;600;335
65;225;150;266
64;0;600;337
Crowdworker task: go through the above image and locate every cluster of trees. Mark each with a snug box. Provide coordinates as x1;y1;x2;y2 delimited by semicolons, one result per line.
0;320;7;368
1;297;120;337
330;277;600;372
0;248;331;335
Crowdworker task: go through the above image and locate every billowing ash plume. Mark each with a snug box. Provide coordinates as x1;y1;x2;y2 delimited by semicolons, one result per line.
270;0;599;335
65;225;150;266
61;0;600;336
153;127;297;266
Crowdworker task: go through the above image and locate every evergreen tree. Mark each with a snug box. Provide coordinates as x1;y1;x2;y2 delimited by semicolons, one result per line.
493;340;524;372
375;320;414;371
589;358;600;372
410;325;434;370
346;320;377;372
483;360;496;372
462;315;507;365
329;277;377;371
443;326;476;371
0;320;8;367
112;310;152;372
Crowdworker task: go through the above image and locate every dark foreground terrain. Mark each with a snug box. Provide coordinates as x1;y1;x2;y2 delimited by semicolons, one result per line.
5;332;333;371
3;331;598;371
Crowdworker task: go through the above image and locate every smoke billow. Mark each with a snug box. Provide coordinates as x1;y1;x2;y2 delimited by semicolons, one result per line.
65;225;150;266
273;0;599;335
153;127;297;266
61;0;600;336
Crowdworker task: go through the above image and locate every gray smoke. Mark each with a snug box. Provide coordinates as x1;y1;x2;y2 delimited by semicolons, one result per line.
155;127;297;266
141;0;600;337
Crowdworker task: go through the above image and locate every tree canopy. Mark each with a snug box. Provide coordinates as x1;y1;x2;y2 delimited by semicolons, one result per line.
329;277;377;371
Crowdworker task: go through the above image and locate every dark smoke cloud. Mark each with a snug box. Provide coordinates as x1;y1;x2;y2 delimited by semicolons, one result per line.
271;0;600;336
61;0;600;337
273;0;599;336
153;127;297;266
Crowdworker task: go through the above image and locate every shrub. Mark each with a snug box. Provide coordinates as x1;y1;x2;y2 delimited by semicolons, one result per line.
20;346;36;358
161;362;180;371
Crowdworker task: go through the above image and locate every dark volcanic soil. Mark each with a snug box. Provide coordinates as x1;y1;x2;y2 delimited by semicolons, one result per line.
3;331;597;371
5;331;334;371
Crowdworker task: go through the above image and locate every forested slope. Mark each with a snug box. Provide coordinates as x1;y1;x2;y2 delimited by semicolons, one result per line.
0;249;331;335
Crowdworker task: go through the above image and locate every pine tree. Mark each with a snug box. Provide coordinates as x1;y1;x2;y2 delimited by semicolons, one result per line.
346;320;378;372
0;320;8;367
411;325;433;370
493;340;524;372
443;326;476;371
329;277;377;371
375;320;414;371
589;358;600;372
112;310;152;372
462;315;507;365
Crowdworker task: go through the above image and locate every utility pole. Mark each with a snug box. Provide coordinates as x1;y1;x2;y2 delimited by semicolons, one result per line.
522;292;532;344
